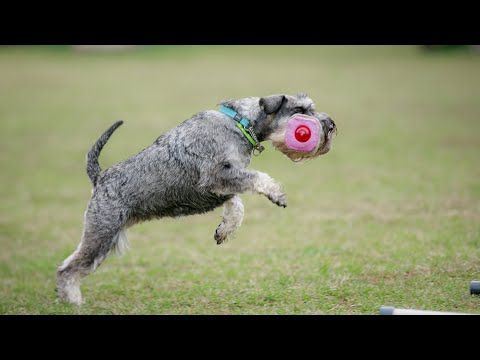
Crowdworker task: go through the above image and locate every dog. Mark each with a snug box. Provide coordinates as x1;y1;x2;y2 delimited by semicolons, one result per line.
56;93;336;305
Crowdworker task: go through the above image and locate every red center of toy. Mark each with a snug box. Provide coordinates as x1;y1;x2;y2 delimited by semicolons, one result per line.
294;125;311;142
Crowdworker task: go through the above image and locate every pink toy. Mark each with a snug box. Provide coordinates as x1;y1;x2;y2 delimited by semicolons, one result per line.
284;114;320;153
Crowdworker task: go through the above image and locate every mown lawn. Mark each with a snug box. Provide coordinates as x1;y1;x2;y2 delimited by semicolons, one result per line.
1;45;479;314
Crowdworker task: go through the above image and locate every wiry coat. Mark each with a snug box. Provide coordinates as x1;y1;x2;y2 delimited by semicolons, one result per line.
56;93;336;305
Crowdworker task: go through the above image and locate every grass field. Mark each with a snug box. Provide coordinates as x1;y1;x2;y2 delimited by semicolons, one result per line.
1;45;479;315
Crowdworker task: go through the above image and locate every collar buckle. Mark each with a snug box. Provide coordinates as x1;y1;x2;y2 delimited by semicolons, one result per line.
252;144;265;156
245;126;264;155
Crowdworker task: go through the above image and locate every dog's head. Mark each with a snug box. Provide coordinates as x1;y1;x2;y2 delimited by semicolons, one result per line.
219;93;336;162
259;93;337;162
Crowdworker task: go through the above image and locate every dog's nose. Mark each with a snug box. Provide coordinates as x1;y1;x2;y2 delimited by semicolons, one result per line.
322;118;336;132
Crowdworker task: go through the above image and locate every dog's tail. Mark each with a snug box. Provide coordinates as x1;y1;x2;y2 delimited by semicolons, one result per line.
86;120;124;187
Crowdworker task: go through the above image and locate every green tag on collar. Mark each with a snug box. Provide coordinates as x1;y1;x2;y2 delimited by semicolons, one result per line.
236;123;256;146
219;105;264;154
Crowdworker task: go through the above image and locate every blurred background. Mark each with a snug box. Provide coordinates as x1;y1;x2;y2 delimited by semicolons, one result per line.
1;45;479;314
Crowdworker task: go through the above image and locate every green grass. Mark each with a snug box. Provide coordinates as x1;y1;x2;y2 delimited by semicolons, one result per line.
1;45;479;315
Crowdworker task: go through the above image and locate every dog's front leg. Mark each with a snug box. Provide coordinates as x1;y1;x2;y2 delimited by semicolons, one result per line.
210;167;286;244
209;166;287;208
215;195;244;244
250;171;287;208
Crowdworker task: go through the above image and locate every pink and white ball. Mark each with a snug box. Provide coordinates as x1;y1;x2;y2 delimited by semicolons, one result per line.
285;115;320;153
271;113;336;162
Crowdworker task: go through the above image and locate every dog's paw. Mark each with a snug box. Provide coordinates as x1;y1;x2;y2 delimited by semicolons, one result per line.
214;222;228;245
268;193;287;208
56;293;84;306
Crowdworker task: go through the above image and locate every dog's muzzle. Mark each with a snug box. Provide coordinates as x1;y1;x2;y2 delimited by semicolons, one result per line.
321;117;336;135
270;112;336;162
284;114;336;153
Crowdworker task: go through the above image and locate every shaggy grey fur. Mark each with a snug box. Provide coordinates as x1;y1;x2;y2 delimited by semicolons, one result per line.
56;93;336;305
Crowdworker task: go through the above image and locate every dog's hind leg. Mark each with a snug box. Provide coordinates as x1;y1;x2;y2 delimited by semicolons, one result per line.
214;195;244;245
56;205;128;305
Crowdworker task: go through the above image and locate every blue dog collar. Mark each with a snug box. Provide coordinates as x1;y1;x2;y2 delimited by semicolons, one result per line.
219;106;251;128
218;105;265;155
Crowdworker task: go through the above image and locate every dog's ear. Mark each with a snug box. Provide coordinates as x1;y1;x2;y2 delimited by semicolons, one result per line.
259;95;286;115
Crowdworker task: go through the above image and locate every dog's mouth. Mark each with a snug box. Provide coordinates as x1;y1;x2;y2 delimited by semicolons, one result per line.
270;113;336;162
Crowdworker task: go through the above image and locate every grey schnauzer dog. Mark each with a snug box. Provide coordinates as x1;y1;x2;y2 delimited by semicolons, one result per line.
57;93;336;305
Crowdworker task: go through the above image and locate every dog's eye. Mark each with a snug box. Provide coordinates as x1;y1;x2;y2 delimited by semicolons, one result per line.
294;107;304;114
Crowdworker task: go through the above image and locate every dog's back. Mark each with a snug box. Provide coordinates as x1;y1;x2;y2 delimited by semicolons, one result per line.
92;113;243;221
